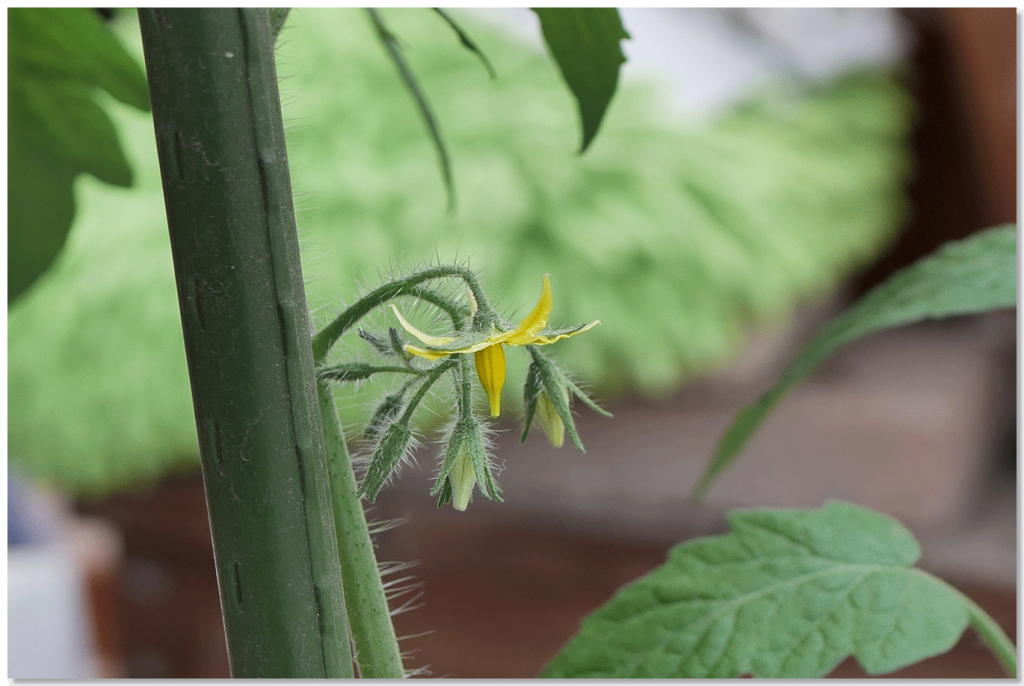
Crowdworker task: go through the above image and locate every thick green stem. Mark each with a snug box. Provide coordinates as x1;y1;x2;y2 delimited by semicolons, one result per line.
138;9;353;677
318;380;405;679
958;590;1017;677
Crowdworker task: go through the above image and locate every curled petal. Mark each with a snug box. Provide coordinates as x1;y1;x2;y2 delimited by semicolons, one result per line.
390;305;453;347
404;344;452;361
507;274;553;345
532;320;601;346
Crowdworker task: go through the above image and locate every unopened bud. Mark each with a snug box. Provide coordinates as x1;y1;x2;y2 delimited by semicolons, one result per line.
360;421;412;502
535;388;568;448
433;415;494;511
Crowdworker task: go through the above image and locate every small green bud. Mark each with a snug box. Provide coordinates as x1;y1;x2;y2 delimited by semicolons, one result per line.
360;421;413;502
388;327;410;359
359;328;394;356
432;415;500;511
521;345;614;452
364;390;406;441
448;440;477;512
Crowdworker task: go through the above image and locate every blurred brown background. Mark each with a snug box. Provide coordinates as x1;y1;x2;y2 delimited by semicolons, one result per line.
70;7;1015;679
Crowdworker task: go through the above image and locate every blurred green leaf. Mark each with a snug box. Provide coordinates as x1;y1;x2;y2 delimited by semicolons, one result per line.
433;8;496;79
532;8;629;152
8;8;150;303
366;8;455;211
543;501;969;678
9;11;916;495
694;225;1017;499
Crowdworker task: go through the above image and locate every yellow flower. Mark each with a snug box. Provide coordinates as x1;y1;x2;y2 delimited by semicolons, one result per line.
390;274;599;417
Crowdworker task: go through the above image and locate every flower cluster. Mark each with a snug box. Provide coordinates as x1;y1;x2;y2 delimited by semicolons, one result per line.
314;266;608;511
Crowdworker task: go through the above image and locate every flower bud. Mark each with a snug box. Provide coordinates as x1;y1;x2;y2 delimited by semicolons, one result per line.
432;415;500;511
535;388;568;448
448;441;477;512
360;421;412;502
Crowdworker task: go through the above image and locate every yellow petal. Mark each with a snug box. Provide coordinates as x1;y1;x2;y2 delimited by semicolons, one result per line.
474;344;506;417
447;329;515;355
532;320;601;345
506;274;553;345
390;305;453;347
404;344;452;361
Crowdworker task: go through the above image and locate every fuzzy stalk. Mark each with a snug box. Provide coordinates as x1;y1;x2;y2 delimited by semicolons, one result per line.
318;380;405;678
311;265;489;364
138;9;353;677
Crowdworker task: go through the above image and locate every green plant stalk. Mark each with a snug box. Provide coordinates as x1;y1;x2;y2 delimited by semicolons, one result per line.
311;276;468;674
318;380;405;678
955;588;1017;677
138;9;353;677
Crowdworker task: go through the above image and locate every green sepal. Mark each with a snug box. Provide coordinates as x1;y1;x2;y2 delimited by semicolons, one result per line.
432;414;501;509
529;348;585;452
565;377;612;418
388;327;410;359
538;322;592;338
431;415;480;495
359;421;413;502
358;328;394;356
521;357;544;442
436;477;453;507
472;447;502;502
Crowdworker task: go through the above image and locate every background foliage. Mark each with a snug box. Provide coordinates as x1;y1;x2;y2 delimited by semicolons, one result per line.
10;8;913;494
8;7;150;304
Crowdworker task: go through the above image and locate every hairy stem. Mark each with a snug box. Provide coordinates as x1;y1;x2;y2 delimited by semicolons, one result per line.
311;265;492;364
318;380;405;678
398;358;458;426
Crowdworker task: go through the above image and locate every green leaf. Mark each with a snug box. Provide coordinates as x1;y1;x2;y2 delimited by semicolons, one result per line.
542;501;969;678
432;9;496;79
8;8;150;303
694;225;1016;499
532;8;629;153
366;8;455;211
